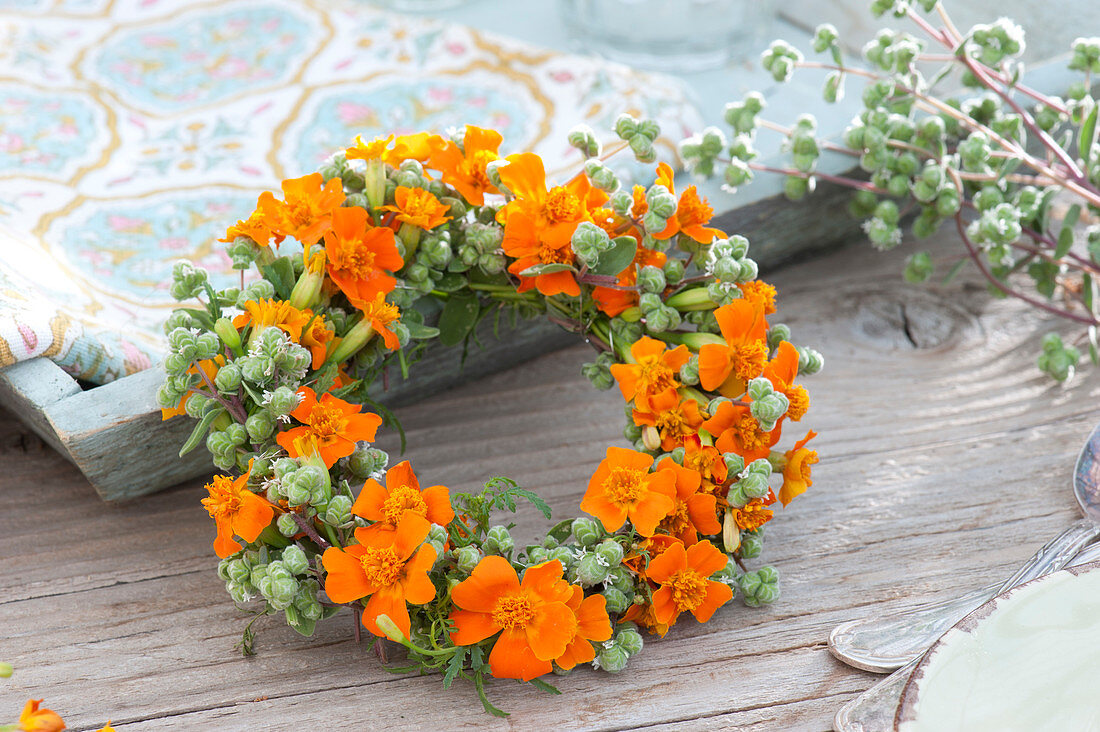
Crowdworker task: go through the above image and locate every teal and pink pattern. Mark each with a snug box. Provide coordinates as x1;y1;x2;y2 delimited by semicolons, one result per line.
0;0;701;384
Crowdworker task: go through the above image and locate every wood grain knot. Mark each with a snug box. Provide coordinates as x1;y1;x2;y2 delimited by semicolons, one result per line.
848;285;979;350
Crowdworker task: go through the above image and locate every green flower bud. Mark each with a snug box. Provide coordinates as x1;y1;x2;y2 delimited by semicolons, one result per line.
527;546;550;565
323;495;354;528
601;587;631;614
485;525;514;556
570;517;602;547
678;355;700;386
596;644;630;673
277;512;300;538
245;411;275;442
616;627;644;656
282;545;309;575
614;113;638;139
478;252;507;275
637;265;666;294
347;447;387;479
574;553;611;586
904;251;934;284
595;539;624;566
546;545;576;569
629;133;656;163
454;545;482;574
783;175;813;201
739;532;763;558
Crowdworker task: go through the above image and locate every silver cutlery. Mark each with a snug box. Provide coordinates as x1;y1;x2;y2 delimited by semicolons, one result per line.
832;421;1100;731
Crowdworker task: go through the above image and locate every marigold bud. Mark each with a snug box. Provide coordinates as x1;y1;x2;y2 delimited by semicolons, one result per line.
277;512;299;538
602;587;631;614
596;644;630;673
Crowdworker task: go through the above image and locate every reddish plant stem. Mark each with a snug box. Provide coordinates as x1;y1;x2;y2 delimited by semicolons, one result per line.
191;359;249;423
745;162;888;194
290;512;331;550
953;212;1099;325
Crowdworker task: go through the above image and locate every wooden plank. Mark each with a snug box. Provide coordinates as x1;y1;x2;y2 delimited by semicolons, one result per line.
0;358;81;458
2;224;1098;729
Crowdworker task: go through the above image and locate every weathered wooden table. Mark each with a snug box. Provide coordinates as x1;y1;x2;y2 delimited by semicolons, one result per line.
3;226;1097;730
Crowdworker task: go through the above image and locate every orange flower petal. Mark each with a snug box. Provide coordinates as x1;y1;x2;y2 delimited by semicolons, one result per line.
449;608;501;646
322;546;372;603
450;555;520;613
692;580;734;623
489;627;553;681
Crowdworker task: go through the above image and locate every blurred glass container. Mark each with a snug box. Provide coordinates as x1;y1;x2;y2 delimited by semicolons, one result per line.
560;0;774;72
370;0;469;12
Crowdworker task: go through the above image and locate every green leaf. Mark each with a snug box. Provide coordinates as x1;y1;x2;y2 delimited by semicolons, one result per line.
311;361;339;396
438;290;480;346
405;322;441;340
1056;204;1082;258
288;614;316;637
547;518;575;544
180;307;215;330
1085;273;1096;314
1090;325;1099;366
940;258;967;285
590;236;638;277
260;257;297;300
511;487;552;520
1080;102;1098;168
443;648;468;689
178;406;225;457
434;272;468;292
529;678;562;695
475;672;509;718
830;45;843;67
519;262;575;277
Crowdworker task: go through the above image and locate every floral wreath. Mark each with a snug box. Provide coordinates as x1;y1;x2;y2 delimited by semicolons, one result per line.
159;117;822;715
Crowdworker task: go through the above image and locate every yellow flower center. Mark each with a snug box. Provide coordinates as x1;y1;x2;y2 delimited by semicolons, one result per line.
462;149;498;188
666;568;708;611
659;499;692;537
536;241;574;265
732;500;773;531
785;385;809;421
655;407;693;443
543;186;581;223
341;248;377;281
307;403;345;439
382;484;428;526
731;340;769;380
201;475;241;519
359;546;404;588
603;467;647;506
589;207;619;235
736;414;770;453
362;296;400;326
492;593;536;630
798;450;819;480
676;187;713;228
738;280;777;314
636;356;679;396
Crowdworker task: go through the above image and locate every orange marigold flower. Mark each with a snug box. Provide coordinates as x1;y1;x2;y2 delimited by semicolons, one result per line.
763;341;809;422
655;458;721;545
649;162;727;244
631;390;705;452
449;557;577;681
351;460;454;540
592;243;667;317
647;540;733;626
555;586;613;671
731;498;774;531
697;299;769;398
18;699;65;732
160;356;221;420
779;431;818;507
620;600;671;637
301;314;335;369
496;152;606;297
346;134;394;162
630;184;648;218
275;386;383;468
322;513;438;638
682;439;729;488
623;533;682;581
702;401;782;462
428;125;502;205
381;186;451;230
386;132;433;167
219;208;285;248
580;446;676;536
324;205;404;306
232;299;312;343
609;336;691;412
356;291;402;351
738;280;777;315
201;469;276;559
255;173;345;247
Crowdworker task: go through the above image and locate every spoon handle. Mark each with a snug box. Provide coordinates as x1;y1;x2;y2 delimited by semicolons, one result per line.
828;517;1100;674
833;540;1100;732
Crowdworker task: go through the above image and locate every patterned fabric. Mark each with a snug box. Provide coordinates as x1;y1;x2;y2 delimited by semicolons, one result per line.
0;0;701;384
